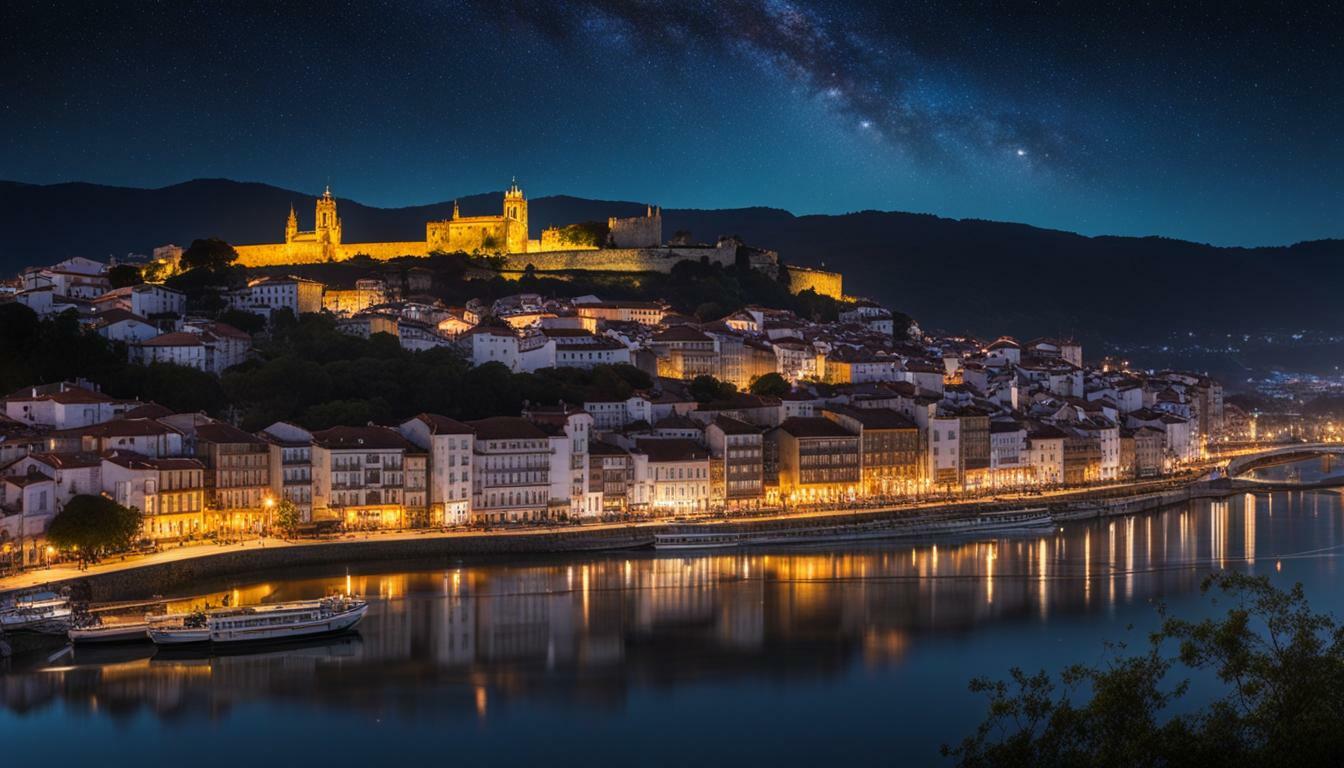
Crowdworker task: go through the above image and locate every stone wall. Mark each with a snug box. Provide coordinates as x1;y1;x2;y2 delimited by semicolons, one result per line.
503;242;737;273
236;241;430;267
785;265;843;299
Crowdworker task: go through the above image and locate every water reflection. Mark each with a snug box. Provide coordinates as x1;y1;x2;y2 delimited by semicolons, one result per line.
4;488;1344;750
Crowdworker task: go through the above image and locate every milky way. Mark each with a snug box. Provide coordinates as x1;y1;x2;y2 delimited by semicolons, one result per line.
3;0;1341;245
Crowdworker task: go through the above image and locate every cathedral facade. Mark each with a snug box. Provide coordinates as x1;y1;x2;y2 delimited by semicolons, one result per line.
234;181;535;267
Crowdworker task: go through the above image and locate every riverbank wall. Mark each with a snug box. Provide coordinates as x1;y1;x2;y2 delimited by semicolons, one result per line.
31;526;657;603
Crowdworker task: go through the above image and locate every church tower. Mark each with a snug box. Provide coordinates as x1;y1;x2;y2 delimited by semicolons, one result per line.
285;204;298;244
314;185;342;245
502;178;528;254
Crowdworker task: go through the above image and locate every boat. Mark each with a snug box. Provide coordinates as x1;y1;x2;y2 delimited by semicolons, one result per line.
654;508;1056;551
0;591;73;634
148;596;368;647
68;616;152;644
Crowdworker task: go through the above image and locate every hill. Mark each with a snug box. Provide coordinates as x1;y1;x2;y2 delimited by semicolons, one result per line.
2;178;1340;346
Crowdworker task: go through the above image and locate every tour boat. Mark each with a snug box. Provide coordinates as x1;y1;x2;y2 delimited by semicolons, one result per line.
654;508;1056;551
148;596;368;647
0;591;73;634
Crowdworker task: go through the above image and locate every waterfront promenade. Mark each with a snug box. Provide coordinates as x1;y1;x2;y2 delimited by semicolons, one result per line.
0;474;1205;600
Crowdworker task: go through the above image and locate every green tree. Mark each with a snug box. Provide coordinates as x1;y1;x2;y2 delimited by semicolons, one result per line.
689;375;736;403
944;573;1344;768
46;495;143;559
273;498;301;537
217;308;266;335
179;237;239;272
749;372;791;398
107;264;144;288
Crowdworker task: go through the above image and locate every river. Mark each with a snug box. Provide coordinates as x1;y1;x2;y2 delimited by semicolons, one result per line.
4;478;1344;765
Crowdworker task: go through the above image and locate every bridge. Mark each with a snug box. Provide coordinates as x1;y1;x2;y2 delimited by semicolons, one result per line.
1224;443;1344;478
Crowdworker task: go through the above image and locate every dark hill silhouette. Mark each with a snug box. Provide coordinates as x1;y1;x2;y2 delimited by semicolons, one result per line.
2;178;1339;345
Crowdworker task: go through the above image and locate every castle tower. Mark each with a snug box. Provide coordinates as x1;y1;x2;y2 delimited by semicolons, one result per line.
314;185;342;245
285;204;298;244
503;178;528;254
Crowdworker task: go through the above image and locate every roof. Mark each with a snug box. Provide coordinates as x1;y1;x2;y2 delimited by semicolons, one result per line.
95;308;155;326
709;415;761;436
414;413;474;435
777;417;856;439
4;384;112;405
826;407;916;430
120;402;174;420
56;418;178;439
3;470;54;487
195;422;267;445
311;425;415;450
651;326;710;342
464;417;549;441
24;451;102;469
139;332;204;348
635;438;708;463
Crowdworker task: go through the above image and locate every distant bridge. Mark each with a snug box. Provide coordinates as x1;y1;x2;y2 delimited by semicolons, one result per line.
1225;443;1344;478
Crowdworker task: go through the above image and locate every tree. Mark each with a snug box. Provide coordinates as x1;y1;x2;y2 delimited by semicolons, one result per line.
273;498;301;537
689;375;736;404
179;237;239;272
944;573;1344;767
107;264;144;288
749;372;791;398
217;308;266;335
46;495;143;559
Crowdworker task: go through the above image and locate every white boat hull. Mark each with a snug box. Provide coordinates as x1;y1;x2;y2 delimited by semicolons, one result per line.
69;624;150;644
655;511;1056;551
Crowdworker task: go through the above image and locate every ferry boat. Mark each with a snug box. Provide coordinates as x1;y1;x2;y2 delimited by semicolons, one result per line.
654;508;1056;551
148;596;368;647
0;591;73;634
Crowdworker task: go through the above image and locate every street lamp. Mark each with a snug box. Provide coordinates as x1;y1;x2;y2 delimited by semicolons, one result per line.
263;496;275;537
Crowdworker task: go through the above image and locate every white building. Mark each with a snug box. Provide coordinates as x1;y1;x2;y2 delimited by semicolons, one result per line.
399;414;474;526
637;438;710;513
465;417;552;524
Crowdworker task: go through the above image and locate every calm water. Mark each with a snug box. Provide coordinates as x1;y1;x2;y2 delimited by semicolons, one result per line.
4;478;1344;765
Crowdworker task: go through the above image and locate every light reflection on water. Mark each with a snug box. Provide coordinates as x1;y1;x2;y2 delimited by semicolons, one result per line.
4;485;1344;766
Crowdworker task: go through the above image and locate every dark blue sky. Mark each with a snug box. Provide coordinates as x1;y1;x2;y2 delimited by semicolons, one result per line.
4;1;1341;246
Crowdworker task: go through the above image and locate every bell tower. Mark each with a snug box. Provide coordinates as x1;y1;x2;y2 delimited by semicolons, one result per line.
314;185;342;245
285;204;298;244
503;178;528;254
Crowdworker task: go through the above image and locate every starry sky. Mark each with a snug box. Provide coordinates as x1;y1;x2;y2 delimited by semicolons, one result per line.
4;1;1341;246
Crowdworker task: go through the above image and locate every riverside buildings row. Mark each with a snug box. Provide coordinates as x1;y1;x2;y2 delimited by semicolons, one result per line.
1;254;1227;567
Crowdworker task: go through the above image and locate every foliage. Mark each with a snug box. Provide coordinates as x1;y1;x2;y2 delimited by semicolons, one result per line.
273;498;301;536
749;372;791;398
219;313;657;431
689;375;737;403
46;495;143;557
944;573;1344;767
549;221;610;248
217;308;267;335
107;264;144;288
179;237;239;272
0;304;126;395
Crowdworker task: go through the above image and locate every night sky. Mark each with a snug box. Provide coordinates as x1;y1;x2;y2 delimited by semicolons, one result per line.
4;1;1341;246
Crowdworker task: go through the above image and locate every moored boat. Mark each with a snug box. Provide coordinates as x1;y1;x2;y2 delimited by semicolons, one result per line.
654;508;1056;551
68;619;151;644
148;596;368;647
0;591;73;634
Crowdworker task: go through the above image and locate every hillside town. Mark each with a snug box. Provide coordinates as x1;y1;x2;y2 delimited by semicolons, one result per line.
0;249;1234;570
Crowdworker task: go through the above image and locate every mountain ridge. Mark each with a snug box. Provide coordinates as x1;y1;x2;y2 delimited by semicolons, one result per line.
3;178;1340;345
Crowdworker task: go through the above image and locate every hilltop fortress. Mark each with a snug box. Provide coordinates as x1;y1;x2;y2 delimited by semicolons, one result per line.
233;182;842;299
